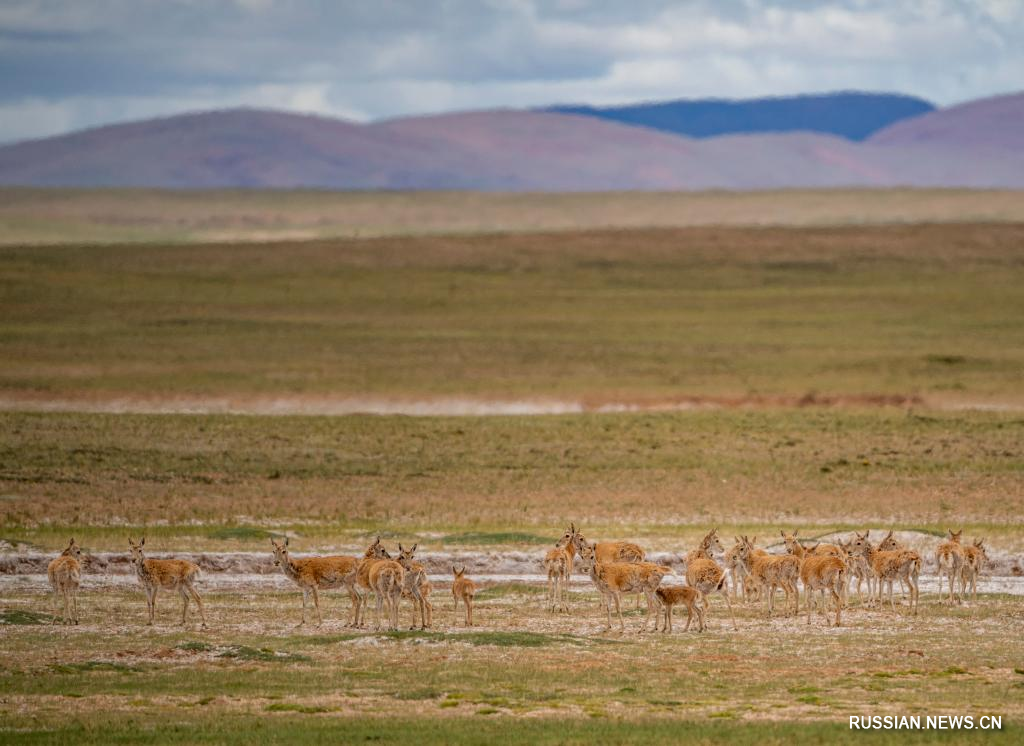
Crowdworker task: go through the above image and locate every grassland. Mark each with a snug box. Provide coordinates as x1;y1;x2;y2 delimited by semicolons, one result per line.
2;188;1024;246
1;584;1021;743
2;222;1023;404
0;409;1021;549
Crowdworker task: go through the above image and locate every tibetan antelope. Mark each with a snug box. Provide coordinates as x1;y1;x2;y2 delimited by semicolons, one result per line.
397;543;433;630
452;566;477;626
127;537;206;628
797;553;846;627
935;529;965;604
782;530;847;609
544;534;573;613
735;536;799;617
851;531;920;616
685;529;737;630
570;525;646;608
270;537;358;627
576;542;670;633
349;538;405;630
726;536;764;602
48;538;82;625
960;538;988;604
839;537;874;606
656;585;705;633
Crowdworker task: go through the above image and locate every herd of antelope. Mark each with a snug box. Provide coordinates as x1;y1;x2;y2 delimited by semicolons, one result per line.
45;527;989;632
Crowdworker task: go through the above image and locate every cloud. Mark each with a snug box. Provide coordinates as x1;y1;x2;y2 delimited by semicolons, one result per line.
0;0;1021;142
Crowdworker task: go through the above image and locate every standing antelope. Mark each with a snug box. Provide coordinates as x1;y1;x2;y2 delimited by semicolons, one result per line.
851;531;920;616
48;538;82;625
397;543;433;629
544;534;573;613
349;538;404;630
575;542;670;633
960;538;988;604
270;537;358;627
685;529;737;630
839;537;874;606
935;529;965;604
570;526;646;609
127;537;206;628
735;536;799;617
795;551;846;627
782;530;847;609
452;566;477;626
655;585;705;633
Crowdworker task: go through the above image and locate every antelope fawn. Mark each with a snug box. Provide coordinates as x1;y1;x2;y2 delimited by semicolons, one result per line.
270;538;358;627
655;585;705;633
544;534;573;613
685;529;737;630
935;529;965;604
576;542;670;633
48;538;82;625
736;536;799;617
960;538;988;604
127;537;206;628
851;531;920;616
397;543;433;630
452;566;477;626
349;538;404;630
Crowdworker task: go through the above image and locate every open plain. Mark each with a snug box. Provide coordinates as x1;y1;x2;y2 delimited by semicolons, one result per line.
1;190;1022;743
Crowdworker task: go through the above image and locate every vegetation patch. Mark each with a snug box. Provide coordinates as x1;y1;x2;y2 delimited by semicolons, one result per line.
0;608;56;625
442;531;552;545
264;702;332;714
217;645;310;663
51;661;141;674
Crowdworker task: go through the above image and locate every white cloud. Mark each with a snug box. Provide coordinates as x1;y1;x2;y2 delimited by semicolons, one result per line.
0;0;1020;142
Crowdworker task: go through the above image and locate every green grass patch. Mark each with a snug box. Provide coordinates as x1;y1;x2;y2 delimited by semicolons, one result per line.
216;645;311;663
50;661;140;674
264;703;332;714
206;526;278;541
0;608;57;625
442;532;552;545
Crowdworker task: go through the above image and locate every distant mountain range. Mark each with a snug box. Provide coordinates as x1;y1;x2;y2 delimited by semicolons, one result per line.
548;92;934;141
0;91;1021;190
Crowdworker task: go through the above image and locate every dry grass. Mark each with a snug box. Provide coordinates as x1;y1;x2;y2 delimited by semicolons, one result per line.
0;582;1020;741
3;188;1024;246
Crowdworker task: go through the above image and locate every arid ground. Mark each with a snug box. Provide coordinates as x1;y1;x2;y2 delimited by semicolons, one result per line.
1;191;1022;743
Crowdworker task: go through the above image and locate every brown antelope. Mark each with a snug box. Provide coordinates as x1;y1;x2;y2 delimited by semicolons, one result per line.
782;531;848;608
851;531;920;616
270;538;359;627
127;537;206;628
576;542;670;633
735;536;799;617
452;566;477;626
798;553;847;627
349;538;404;629
655;585;705;633
839;537;874;606
557;523;580;576
960;538;988;604
544;534;573;613
875;530;913;599
685;530;737;630
570;525;646;608
935;529;965;604
726;536;764;603
48;538;82;625
397;543;432;629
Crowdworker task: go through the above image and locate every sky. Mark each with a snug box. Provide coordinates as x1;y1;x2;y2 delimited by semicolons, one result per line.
0;0;1021;143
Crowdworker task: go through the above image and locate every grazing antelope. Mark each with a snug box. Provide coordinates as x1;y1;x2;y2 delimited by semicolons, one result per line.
960;538;988;604
576;542;670;633
851;531;920;616
48;538;82;625
935;529;965;604
397;543;432;630
270;537;358;627
656;585;705;633
544;534;573;613
570;526;646;609
685;530;737;630
127;537;206;628
452;566;477;626
735;536;799;617
349;537;404;629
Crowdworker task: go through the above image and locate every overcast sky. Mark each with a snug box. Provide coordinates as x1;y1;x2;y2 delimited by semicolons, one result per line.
0;0;1021;143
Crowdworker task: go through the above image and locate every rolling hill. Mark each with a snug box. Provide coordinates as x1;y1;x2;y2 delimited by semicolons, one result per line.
0;92;1021;190
548;92;934;141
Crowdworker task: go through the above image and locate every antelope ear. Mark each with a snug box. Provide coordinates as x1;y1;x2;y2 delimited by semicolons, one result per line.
780;530;786;538
284;536;290;547
140;537;145;547
398;542;404;552
751;536;757;545
452;565;458;575
411;543;417;553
